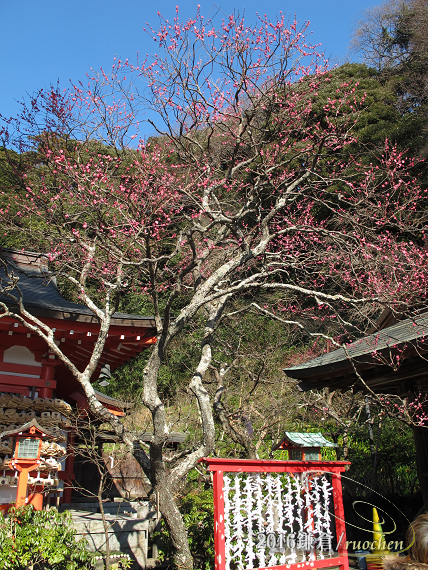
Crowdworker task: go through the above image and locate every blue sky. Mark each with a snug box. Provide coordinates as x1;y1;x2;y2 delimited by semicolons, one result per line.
1;0;377;126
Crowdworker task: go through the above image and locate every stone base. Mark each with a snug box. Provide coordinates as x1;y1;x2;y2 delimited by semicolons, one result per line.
63;501;158;569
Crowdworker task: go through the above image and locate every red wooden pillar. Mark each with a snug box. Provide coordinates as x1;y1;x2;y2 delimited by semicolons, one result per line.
27;486;44;510
212;469;226;570
14;465;32;508
13;463;43;509
332;471;349;569
61;430;75;504
39;359;57;398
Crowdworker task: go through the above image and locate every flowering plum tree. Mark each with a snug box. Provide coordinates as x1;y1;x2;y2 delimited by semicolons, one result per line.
1;9;428;568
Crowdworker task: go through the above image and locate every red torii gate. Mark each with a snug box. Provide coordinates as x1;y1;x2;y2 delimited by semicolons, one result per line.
202;458;350;570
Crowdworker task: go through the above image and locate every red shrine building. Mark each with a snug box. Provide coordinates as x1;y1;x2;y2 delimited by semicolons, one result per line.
0;249;157;512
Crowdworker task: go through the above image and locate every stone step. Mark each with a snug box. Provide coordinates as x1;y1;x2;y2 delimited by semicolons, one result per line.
70;511;151;534
60;500;155;519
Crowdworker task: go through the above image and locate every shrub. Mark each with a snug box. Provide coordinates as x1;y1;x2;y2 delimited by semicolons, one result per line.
0;505;93;569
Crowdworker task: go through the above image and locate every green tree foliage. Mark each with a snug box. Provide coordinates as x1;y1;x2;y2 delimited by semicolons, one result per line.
0;146;36;248
345;415;417;497
0;506;93;570
312;64;413;152
352;0;428;155
387;0;428;111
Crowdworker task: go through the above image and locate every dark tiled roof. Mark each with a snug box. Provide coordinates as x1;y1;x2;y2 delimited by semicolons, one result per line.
284;312;428;378
1;266;95;316
0;250;155;327
85;430;188;444
93;389;133;410
137;432;188;444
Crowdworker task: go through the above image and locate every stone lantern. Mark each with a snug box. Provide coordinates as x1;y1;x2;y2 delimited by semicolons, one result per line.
1;419;62;509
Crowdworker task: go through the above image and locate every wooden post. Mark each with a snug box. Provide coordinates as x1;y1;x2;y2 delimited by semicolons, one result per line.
14;464;43;509
331;471;349;570
212;469;226;570
27;485;44;510
61;431;75;504
412;424;428;510
15;466;30;508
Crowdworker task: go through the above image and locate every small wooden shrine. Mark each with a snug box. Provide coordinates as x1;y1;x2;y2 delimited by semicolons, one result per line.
0;248;157;512
272;431;338;461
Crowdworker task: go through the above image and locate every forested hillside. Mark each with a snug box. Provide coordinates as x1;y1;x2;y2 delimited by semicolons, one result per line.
0;1;427;567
